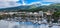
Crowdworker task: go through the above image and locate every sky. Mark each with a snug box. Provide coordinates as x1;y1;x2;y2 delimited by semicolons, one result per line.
0;0;60;8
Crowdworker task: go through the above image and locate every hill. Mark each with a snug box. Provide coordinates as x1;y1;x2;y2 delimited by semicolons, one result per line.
0;3;60;12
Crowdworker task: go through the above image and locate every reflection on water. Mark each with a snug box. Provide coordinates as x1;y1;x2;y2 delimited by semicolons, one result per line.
0;20;60;28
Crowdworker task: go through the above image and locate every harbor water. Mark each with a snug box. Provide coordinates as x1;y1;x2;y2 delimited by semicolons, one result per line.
0;20;60;28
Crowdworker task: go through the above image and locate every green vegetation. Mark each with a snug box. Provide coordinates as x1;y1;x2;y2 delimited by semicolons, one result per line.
0;3;60;23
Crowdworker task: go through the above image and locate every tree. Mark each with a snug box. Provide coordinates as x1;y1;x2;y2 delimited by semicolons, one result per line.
52;11;60;23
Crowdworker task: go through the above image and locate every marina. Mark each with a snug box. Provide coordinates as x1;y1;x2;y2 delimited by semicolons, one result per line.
0;0;60;28
0;20;60;28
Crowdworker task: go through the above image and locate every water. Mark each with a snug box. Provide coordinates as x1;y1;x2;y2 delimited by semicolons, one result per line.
0;20;60;28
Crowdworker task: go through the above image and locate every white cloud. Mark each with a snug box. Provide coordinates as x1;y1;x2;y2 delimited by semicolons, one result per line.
1;0;60;8
0;0;19;2
22;0;26;5
42;0;60;3
0;0;21;8
28;1;51;6
41;4;50;6
27;2;41;5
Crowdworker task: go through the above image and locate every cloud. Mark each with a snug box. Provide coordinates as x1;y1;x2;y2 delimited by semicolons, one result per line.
27;2;41;5
0;0;21;8
24;0;53;5
8;0;19;1
21;0;26;5
0;0;60;8
42;0;60;3
41;2;53;5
